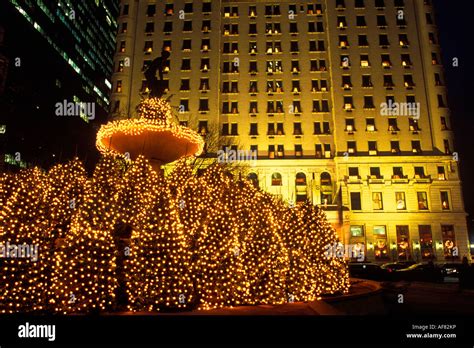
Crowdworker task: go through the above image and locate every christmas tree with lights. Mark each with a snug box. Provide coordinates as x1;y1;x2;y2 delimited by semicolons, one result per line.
125;177;194;312
185;165;247;309
50;155;121;313
116;155;159;228
298;202;350;295
0;172;14;208
239;190;289;305
0;168;48;313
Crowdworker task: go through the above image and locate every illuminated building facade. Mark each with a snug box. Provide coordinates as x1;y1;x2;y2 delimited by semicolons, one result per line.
110;0;470;262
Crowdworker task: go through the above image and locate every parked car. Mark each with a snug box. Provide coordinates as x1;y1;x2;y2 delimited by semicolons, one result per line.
348;262;389;281
394;262;443;282
380;261;416;273
440;263;463;278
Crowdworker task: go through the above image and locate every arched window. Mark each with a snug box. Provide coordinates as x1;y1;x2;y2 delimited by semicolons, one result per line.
320;172;332;185
295;172;306;185
271;172;282;186
295;172;307;202
247;172;259;188
320;172;332;204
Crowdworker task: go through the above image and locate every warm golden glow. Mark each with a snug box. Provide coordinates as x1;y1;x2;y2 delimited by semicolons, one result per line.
0;154;349;313
96;98;204;161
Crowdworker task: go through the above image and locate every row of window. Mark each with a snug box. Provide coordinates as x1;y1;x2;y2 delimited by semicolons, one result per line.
172;99;332;114
121;1;420;19
350;190;452;212
222;122;320;136
339;0;406;8
117;90;445;118
347;165;447;181
344;116;449;132
341;94;447;110
215;141;446;159
134;56;432;75
338;13;406;27
349;223;456;261
217;118;448;137
130;18;413;36
340;52;441;68
131;76;441;96
156;96;442;113
138;39;429;58
221;75;419;91
337;11;435;27
161;21;321;35
220;144;331;159
127;53;437;76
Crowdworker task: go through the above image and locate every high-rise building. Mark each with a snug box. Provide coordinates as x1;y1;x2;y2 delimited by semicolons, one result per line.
0;24;7;172
111;0;470;263
0;0;119;168
0;24;7;96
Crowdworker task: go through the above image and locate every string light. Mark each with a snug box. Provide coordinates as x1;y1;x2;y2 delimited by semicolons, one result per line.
96;98;204;160
0;97;349;313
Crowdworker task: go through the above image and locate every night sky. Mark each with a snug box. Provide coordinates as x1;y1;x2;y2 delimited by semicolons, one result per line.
434;0;474;220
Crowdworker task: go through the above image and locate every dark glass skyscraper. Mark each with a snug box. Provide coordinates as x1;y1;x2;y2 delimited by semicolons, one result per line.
0;0;120;169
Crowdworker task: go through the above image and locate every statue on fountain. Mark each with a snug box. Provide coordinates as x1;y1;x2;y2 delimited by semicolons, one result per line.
144;50;171;98
96;49;204;170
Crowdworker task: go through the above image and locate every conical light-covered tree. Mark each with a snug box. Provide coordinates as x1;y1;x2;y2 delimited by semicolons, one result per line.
0;172;15;208
166;159;194;197
116;155;159;228
126;180;194;312
280;205;314;302
36;159;88;311
0;168;48;313
298;202;350;295
51;155;121;313
43;158;88;238
184;165;247;309
0;154;350;313
239;190;289;305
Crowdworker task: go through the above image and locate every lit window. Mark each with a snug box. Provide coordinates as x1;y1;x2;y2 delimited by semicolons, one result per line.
115;80;122;93
372;193;383;210
441;225;457;259
350;225;364;237
419;225;433;259
272;173;282;186
417;192;429;210
437;166;446;180
395;192;406;210
440;191;450;210
412;140;422;154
